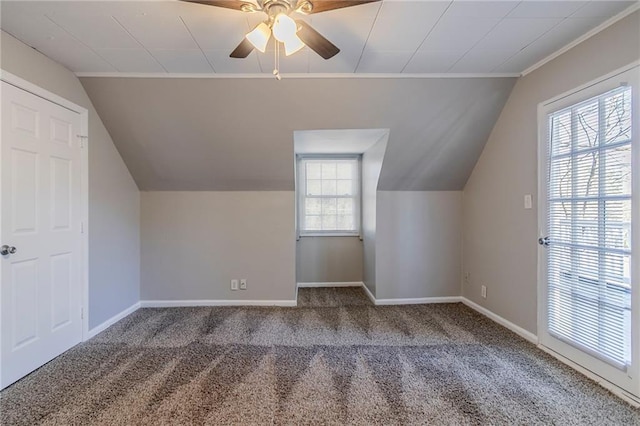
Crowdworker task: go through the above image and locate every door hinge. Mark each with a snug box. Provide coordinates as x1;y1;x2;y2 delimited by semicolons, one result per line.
80;221;84;234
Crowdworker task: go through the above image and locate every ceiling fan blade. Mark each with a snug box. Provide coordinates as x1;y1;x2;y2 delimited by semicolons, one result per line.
180;0;256;12
230;38;254;58
296;20;339;60
304;0;380;14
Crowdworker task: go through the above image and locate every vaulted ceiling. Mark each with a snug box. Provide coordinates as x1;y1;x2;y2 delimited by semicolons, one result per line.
2;1;633;191
1;1;635;75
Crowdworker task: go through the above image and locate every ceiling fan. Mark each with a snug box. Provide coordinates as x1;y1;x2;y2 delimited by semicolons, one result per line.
181;0;380;60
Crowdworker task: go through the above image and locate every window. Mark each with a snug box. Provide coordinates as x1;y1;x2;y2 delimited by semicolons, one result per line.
297;156;360;236
546;85;633;369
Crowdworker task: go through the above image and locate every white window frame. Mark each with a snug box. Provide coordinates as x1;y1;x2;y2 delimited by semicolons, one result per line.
296;155;362;237
537;63;640;400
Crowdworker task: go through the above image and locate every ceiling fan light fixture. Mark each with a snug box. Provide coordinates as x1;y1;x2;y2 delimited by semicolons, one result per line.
284;34;305;56
246;22;271;53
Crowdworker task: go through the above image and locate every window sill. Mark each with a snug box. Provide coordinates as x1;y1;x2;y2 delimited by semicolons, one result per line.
298;233;361;238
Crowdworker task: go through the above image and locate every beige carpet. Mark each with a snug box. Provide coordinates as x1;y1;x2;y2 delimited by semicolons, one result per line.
1;287;639;425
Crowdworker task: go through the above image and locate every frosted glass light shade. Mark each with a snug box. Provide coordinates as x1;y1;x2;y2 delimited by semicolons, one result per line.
272;13;297;43
246;23;271;53
284;35;305;56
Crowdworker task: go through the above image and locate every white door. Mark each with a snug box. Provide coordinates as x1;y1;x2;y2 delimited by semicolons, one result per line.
539;66;639;398
1;81;83;389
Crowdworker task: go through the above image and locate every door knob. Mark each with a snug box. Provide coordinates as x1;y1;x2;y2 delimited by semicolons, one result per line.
1;245;17;256
538;237;550;247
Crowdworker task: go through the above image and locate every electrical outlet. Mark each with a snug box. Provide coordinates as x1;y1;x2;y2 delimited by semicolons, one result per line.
481;285;487;299
231;279;239;291
240;279;247;290
464;272;471;284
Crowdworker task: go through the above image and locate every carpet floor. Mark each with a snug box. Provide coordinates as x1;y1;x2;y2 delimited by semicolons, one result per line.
1;287;639;425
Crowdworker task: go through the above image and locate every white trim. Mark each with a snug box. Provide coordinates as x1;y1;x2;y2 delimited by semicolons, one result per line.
86;302;141;340
542;61;639;107
362;283;377;305
0;69;91;341
1;70;89;115
375;296;462;306
522;3;640;77
297;282;363;288
461;297;539;345
538;345;640;408
75;72;520;79
140;299;298;308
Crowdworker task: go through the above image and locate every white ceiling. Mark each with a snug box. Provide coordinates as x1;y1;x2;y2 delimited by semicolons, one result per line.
0;0;636;75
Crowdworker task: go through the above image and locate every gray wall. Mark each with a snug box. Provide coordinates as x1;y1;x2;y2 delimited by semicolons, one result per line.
1;31;141;329
376;191;462;300
296;237;363;283
80;76;515;191
462;11;640;334
141;192;296;302
362;136;388;297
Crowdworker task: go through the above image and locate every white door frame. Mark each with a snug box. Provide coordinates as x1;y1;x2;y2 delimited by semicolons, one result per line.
0;69;89;341
537;61;640;403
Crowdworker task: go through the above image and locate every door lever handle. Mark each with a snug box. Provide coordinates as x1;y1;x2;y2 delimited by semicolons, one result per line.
1;245;17;256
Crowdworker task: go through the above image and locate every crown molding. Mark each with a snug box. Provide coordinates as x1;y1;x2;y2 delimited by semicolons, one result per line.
75;72;519;79
521;2;640;77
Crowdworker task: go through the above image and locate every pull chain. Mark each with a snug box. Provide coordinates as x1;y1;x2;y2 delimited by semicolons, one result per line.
273;41;281;80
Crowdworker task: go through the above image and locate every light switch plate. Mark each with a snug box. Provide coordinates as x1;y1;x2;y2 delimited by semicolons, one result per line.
524;194;532;209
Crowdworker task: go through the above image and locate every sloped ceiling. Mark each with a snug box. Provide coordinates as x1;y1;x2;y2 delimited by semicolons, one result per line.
81;76;515;190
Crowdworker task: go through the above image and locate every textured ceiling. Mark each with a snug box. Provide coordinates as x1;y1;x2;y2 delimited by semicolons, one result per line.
80;76;516;191
1;1;636;75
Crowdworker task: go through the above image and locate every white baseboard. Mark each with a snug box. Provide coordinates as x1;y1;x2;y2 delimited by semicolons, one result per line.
86;301;141;340
140;299;297;308
537;345;640;408
360;282;461;306
297;282;363;288
375;296;462;305
461;297;538;344
361;283;377;305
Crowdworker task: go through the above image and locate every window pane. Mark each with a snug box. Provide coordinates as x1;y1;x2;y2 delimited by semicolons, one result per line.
551;111;572;156
337;163;353;179
306;163;322;179
322;180;337;195
322;215;337;230
337;198;353;215
322;163;337;179
604;88;632;145
603;145;632;196
322;198;337;215
306;179;321;196
337;215;354;230
574;151;599;198
305;215;321;230
305;198;321;215
574;100;599;150
337;179;354;196
549;157;572;199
